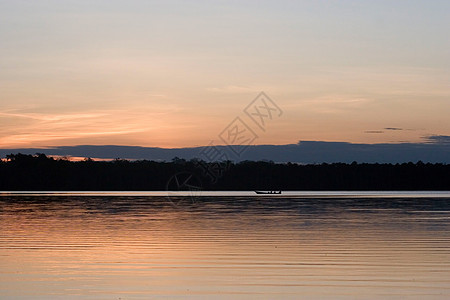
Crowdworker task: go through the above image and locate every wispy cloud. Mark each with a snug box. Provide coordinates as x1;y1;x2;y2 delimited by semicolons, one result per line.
0;105;185;148
425;135;450;144
206;85;258;93
294;96;373;115
384;127;403;131
0;124;148;147
0;111;107;121
365;130;384;134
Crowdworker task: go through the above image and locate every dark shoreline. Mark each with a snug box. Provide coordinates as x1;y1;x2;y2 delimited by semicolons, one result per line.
1;153;449;191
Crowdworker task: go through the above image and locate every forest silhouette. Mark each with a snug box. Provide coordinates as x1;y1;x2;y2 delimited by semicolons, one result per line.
1;153;449;191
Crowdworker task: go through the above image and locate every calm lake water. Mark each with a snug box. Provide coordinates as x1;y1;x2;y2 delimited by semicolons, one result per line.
1;192;449;299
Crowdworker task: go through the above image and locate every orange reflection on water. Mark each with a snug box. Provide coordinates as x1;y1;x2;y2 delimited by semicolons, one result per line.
1;196;449;299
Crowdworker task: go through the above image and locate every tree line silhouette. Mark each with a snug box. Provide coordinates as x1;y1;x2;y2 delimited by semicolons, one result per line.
0;153;449;191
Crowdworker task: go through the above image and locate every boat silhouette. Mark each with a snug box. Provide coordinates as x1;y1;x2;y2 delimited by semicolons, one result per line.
254;190;282;194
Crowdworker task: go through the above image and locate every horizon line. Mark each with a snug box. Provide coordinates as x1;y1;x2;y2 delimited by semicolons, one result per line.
1;137;450;150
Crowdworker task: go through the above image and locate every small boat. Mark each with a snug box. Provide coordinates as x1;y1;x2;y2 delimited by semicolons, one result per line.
254;190;281;194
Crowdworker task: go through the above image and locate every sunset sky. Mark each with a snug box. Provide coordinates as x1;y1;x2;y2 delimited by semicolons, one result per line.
1;0;449;149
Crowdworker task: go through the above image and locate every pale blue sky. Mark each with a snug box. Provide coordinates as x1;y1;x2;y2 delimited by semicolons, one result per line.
0;0;449;148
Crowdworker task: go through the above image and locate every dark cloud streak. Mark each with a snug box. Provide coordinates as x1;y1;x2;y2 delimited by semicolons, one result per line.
2;140;449;164
365;130;384;134
425;135;450;144
384;127;403;131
